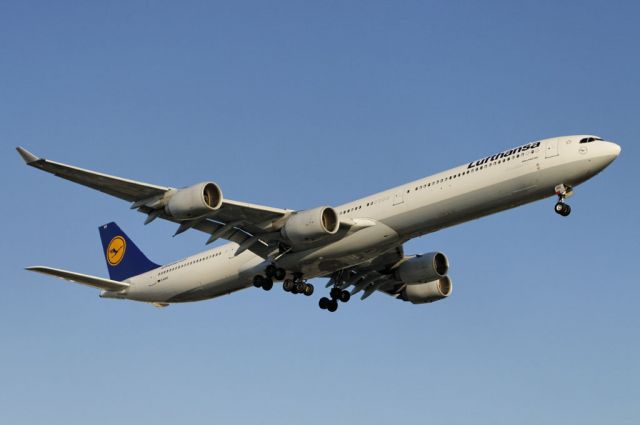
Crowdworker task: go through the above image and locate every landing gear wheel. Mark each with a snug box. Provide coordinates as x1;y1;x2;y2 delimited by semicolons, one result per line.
274;268;286;281
283;279;294;292
319;297;330;310
265;265;276;278
555;202;571;217
262;278;273;291
330;287;342;299
303;283;314;296
338;290;351;303
294;282;305;294
327;299;338;312
554;202;564;214
252;275;265;288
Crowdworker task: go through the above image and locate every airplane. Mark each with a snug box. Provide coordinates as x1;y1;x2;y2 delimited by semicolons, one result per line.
17;135;620;312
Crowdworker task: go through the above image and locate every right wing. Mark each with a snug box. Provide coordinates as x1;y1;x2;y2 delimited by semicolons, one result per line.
327;245;408;300
329;246;453;302
26;266;129;292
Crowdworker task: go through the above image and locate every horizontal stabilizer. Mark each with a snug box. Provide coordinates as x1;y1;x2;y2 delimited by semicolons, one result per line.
26;266;130;291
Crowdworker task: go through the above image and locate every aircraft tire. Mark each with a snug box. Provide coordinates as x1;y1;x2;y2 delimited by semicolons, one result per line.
283;279;294;292
253;275;265;288
327;299;338;312
274;268;286;281
319;297;330;309
330;287;341;299
303;284;314;296
265;264;276;278
339;290;351;303
262;278;273;291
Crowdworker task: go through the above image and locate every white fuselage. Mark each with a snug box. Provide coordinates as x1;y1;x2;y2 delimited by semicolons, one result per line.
117;135;620;303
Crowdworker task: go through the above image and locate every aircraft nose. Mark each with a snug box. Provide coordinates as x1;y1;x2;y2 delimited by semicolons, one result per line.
593;141;621;171
602;141;621;159
609;142;621;157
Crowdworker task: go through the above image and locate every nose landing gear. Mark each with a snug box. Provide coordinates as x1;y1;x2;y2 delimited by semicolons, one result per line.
319;286;351;312
554;184;573;217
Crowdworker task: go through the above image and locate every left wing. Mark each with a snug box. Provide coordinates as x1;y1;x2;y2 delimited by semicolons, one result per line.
17;147;291;258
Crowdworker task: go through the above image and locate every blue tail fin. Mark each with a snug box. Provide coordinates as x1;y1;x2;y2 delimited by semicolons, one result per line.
99;222;159;281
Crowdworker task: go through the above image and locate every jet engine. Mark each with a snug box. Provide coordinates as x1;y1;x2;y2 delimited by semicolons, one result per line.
281;206;339;245
395;252;449;284
399;276;453;304
164;182;223;219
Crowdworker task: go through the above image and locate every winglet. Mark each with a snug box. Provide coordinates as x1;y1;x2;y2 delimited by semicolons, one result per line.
16;146;39;164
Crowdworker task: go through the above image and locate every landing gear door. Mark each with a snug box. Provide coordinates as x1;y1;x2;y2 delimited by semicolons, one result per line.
545;139;559;158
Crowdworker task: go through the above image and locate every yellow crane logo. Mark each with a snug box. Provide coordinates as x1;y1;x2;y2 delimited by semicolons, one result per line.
107;236;126;266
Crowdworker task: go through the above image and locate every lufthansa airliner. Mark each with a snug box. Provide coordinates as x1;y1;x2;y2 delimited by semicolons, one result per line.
17;135;620;312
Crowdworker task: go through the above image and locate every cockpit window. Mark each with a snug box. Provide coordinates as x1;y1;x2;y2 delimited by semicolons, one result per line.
579;137;603;144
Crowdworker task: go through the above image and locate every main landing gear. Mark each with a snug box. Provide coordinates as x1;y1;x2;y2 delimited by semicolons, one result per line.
253;267;314;296
319;286;351;313
252;274;274;291
252;264;286;291
283;273;314;297
554;184;573;217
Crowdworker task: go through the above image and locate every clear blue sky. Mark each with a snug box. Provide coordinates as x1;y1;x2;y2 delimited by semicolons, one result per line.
1;1;638;424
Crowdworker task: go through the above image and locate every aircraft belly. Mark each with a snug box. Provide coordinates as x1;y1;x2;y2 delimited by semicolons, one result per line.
165;254;264;303
277;222;400;277
126;253;263;303
165;275;252;302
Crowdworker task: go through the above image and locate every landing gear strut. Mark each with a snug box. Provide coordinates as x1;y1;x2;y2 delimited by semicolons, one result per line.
319;286;351;312
554;184;572;217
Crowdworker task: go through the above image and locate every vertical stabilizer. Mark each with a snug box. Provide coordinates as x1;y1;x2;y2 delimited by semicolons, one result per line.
98;222;159;281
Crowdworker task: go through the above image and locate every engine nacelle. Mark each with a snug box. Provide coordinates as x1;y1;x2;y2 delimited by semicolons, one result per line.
164;182;223;219
281;206;339;245
395;252;449;284
399;276;453;304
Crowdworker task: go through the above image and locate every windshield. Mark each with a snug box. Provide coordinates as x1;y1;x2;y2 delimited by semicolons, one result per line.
579;137;603;144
